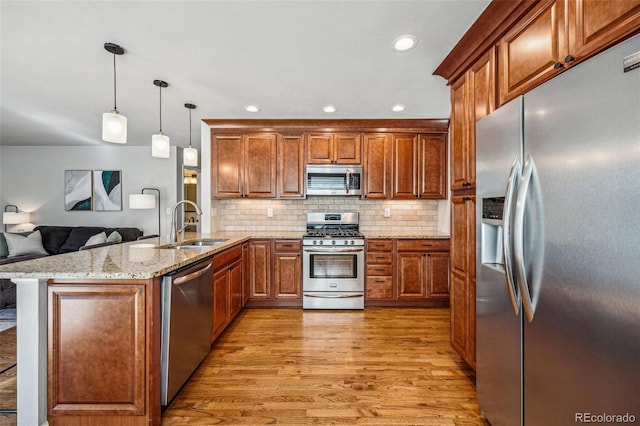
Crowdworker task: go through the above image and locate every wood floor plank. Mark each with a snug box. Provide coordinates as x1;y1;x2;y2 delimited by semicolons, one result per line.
162;308;488;425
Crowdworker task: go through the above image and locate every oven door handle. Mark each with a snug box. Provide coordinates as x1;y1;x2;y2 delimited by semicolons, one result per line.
304;293;363;299
303;248;364;253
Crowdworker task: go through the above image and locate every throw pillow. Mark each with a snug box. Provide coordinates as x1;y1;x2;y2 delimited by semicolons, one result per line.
4;231;48;257
84;232;107;247
106;231;122;243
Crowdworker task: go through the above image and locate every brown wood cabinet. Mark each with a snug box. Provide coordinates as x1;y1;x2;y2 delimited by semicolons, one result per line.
450;49;495;191
499;0;640;105
391;134;448;199
273;240;302;299
212;245;244;343
450;194;476;369
366;239;394;300
307;133;361;164
211;133;277;198
366;238;450;306
278;134;305;198
362;133;390;199
47;279;161;424
246;239;302;307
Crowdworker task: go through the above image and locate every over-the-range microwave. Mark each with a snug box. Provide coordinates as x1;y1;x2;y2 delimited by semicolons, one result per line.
305;164;362;196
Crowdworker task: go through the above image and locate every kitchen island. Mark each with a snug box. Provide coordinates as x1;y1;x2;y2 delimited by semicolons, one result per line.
0;233;250;426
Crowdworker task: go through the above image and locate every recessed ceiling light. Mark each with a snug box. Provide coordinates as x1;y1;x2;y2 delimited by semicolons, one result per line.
391;104;406;112
392;35;418;52
323;105;336;113
244;105;260;113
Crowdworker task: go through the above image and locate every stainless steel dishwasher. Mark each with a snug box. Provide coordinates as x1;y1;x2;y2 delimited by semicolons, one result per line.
160;257;213;406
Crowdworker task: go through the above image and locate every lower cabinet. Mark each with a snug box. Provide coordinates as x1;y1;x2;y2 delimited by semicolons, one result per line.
247;239;302;307
47;279;159;423
212;245;244;343
366;238;450;306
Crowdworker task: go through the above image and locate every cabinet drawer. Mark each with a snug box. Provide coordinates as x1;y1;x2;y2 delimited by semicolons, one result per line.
366;276;393;299
366;239;393;252
366;253;393;264
367;264;393;276
274;240;301;252
396;239;450;252
213;244;242;269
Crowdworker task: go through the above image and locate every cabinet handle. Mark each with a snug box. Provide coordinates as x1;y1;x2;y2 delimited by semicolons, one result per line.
421;244;433;247
463;196;471;201
375;268;386;273
565;54;575;63
375;280;385;284
462;182;471;187
554;61;564;69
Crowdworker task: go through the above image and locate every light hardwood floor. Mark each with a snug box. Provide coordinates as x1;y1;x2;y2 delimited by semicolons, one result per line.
0;326;16;426
162;308;488;425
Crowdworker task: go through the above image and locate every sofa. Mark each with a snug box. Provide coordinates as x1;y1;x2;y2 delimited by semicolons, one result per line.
0;226;143;309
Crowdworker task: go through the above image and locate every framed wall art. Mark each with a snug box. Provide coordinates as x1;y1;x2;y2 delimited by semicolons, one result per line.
93;170;122;211
64;170;92;211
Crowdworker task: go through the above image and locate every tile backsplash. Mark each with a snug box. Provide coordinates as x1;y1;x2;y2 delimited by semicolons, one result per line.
213;197;444;233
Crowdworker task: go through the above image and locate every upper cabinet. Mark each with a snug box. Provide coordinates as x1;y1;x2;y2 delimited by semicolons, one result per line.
277;134;305;198
211;133;277;198
362;133;390;199
499;0;640;105
307;133;362;164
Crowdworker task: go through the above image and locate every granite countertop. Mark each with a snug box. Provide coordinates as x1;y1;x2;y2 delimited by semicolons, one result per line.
363;232;450;239
0;233;251;280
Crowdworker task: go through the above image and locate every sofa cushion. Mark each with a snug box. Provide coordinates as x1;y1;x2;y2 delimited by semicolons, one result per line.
58;227;107;253
34;226;73;255
106;230;122;243
105;228;142;242
85;232;107;247
0;232;32;258
4;230;48;257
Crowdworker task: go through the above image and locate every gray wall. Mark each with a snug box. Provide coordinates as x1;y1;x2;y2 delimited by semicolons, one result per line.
0;146;178;236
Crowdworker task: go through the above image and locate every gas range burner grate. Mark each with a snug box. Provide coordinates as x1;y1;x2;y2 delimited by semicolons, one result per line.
304;228;364;238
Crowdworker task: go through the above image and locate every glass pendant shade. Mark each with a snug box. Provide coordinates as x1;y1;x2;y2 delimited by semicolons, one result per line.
183;146;198;166
152;132;170;158
102;111;127;144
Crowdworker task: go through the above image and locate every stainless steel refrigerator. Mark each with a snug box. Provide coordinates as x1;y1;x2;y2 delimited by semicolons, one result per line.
476;34;640;426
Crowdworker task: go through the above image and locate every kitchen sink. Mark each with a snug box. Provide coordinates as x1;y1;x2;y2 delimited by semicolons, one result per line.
171;239;229;249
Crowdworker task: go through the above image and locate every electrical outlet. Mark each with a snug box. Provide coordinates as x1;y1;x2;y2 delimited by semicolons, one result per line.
384;208;391;218
267;208;274;218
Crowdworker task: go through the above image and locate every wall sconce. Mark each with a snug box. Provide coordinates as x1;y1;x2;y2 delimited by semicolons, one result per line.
129;188;161;237
3;205;32;232
151;80;170;158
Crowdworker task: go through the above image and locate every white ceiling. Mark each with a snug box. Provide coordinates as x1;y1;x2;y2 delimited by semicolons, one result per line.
0;0;489;149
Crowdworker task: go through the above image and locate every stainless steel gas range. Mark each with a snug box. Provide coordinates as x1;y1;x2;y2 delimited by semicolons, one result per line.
302;212;365;310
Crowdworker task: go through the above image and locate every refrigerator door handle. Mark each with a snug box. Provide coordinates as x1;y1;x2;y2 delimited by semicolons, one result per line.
503;157;521;316
514;154;542;323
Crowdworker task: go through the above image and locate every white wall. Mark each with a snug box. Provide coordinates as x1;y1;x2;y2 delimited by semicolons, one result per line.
0;146;179;236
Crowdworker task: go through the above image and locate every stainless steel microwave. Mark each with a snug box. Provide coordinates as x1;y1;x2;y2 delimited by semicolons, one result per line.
305;165;363;196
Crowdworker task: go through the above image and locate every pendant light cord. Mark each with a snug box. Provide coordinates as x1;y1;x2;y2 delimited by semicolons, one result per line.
188;108;192;148
159;84;163;132
112;53;118;111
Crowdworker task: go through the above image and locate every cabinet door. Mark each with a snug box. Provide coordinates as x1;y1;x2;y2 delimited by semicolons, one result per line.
211;134;243;198
397;252;426;299
451;195;471;274
426;252;450;300
212;268;229;342
48;284;146;416
418;133;447;199
278;134;305;198
307;134;334;164
242;242;250;305
244;133;277;198
569;0;640;60
450;77;470;191
391;134;418;199
499;0;567;105
363;133;390;199
249;241;271;299
450;269;469;357
273;252;301;299
229;259;243;319
334;133;362;164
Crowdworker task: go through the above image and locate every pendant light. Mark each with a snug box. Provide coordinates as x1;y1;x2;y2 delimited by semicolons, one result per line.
183;103;198;167
102;43;127;144
152;80;170;158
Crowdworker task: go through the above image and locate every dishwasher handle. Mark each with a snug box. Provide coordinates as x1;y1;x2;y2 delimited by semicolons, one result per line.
173;261;213;286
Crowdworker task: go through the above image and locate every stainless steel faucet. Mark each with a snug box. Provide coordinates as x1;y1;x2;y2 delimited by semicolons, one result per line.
170;200;202;242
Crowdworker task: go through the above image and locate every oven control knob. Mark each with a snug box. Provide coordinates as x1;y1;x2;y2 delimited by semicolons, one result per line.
344;240;348;245
350;240;355;245
313;240;317;245
318;240;323;245
332;240;336;245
